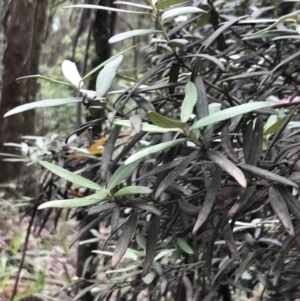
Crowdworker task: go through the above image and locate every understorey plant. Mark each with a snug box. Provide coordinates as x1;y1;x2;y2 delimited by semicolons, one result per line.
5;0;300;300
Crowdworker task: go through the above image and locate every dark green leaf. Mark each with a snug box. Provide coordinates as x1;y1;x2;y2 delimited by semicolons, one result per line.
156;0;189;9
184;54;225;71
269;186;294;236
100;126;121;181
264;114;297;136
278;186;300;222
223;224;240;260
126;200;161;216
193;167;222;234
183;276;193;301
143;215;160;276
239;164;298;188
154;150;199;199
168;63;180;95
193;73;208;121
221;71;272;82
112;210;138;266
148;111;186;129
207;150;247;188
202;16;247;50
111;205;121;235
178;198;201;217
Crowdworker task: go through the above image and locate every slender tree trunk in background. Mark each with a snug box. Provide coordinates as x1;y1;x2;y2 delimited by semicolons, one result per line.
0;0;47;185
76;1;116;301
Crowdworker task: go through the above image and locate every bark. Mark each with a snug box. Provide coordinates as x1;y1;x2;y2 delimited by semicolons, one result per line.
0;0;47;184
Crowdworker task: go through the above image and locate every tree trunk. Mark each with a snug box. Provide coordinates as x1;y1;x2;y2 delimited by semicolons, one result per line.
0;0;47;185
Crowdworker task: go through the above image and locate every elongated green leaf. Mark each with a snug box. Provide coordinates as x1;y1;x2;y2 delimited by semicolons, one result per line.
223;224;240;260
154;150;199;199
162;7;205;21
202;16;246;50
194;74;208;120
264;114;297;136
82;45;137;81
38;191;108;209
148;112;186;129
193;167;222;234
16;75;72;86
39;161;104;190
114;1;152;9
177;238;194;254
269;187;294;236
65;4;148;14
125;138;187;165
126;201;161;216
278;186;300;222
238;164;298;188
221;71;272;82
96;55;123;98
112;211;138;266
4;98;82;117
178;198;201;217
243;30;297;40
244;14;298;38
108;160;141;190
184;54;225;71
190;101;276;130
114;119;182;133
180;82;198;122
156;0;189;9
143;215;160;276
167;39;189;47
114;186;152;197
109;29;162;44
207;150;247;188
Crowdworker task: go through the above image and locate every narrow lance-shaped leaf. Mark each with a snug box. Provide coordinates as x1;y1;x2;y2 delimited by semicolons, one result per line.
96;55;123;98
16;75;72;87
112;210;138;266
39;161;104;190
109;29;162;44
108;160;141;190
114;186;152;198
278;186;300;222
4;98;82;117
269;186;294;236
143;215;160;276
194;74;208;120
190;101;276;130
193;167;222;234
126;200;161;216
65;4;149;14
207;150;247;188
223;224;240;260
82;45;138;81
177;238;194;255
148;111;186;129
180;82;198;122
161;7;205;21
238;164;298;188
38;191;108;209
156;0;189;9
202;16;247;50
154;150;199;199
114;119;182;133
125;138;187;165
100;125;121;181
